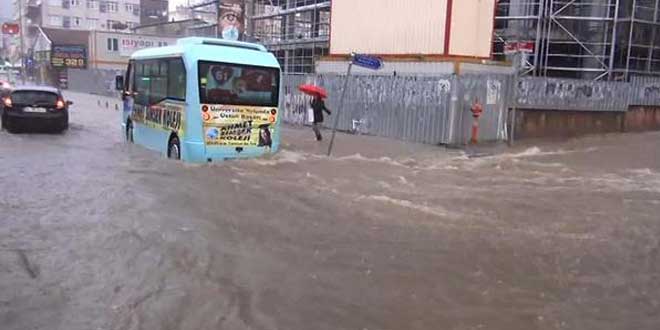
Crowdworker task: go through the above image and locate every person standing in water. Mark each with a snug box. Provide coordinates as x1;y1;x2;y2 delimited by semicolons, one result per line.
310;95;331;141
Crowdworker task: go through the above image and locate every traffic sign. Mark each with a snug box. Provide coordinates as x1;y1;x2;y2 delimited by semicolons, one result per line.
351;53;383;70
2;23;20;35
328;52;382;156
504;41;534;54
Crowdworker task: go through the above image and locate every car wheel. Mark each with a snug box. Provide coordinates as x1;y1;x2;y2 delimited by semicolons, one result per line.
126;120;134;143
167;135;181;160
4;117;17;133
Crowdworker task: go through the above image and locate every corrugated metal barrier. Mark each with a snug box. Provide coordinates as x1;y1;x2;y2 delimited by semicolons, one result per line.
282;73;509;145
514;77;631;112
630;76;660;106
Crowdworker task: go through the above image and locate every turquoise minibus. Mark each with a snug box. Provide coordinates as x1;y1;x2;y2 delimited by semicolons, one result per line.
116;37;282;162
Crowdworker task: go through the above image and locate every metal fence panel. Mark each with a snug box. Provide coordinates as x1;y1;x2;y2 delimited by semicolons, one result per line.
281;74;456;145
514;77;630;112
630;76;660;106
454;74;510;145
281;75;311;125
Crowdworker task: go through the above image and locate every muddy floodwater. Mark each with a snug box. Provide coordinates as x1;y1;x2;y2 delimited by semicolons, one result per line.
1;92;659;330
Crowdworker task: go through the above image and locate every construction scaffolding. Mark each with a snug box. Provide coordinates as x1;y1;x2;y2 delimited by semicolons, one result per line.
494;0;660;80
249;0;330;73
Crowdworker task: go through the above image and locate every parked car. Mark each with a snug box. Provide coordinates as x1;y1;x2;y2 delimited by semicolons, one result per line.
1;86;73;133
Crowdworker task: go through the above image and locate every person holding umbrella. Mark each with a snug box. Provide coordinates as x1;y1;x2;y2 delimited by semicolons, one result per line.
299;84;331;141
310;95;331;141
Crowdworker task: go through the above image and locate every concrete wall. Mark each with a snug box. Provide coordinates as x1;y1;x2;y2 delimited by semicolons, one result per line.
316;60;455;75
316;60;512;76
514;107;660;139
514;110;624;139
624;106;660;132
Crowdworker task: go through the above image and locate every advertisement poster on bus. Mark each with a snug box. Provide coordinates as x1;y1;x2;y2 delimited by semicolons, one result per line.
132;100;185;137
218;0;245;41
202;104;277;148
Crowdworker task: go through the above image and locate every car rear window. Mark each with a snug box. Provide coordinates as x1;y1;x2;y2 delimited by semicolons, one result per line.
11;91;58;105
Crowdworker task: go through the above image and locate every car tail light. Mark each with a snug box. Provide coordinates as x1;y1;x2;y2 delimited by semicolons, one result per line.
1;82;10;89
2;97;11;108
56;99;65;110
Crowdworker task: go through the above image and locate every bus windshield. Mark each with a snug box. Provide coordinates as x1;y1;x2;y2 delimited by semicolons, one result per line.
198;61;280;107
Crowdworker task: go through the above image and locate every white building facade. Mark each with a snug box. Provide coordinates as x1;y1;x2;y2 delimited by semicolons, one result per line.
15;0;142;32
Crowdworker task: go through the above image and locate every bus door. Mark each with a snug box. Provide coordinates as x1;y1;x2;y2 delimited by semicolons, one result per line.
120;60;135;141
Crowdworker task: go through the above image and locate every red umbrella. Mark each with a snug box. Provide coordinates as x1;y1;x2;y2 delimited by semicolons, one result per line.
298;84;328;98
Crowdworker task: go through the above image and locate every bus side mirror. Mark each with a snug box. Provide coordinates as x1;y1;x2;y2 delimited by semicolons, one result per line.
115;75;124;91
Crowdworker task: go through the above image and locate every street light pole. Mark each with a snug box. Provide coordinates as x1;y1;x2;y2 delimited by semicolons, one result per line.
327;61;353;157
18;0;26;83
216;0;221;38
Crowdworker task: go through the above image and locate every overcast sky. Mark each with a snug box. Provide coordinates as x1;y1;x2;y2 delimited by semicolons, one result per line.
169;0;199;12
169;0;188;12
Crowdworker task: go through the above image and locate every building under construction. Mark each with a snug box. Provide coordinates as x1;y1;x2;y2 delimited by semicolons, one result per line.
245;0;660;79
249;0;330;74
495;0;660;80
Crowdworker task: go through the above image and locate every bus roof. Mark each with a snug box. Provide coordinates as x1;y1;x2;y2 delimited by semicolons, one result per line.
130;37;280;69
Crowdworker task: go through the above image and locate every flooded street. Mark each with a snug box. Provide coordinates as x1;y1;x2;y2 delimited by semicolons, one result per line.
1;91;660;330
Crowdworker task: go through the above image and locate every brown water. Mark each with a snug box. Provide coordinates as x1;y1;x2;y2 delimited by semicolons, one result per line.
1;92;659;330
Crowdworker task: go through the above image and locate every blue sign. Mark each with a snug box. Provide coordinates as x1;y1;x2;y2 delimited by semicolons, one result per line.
352;54;383;70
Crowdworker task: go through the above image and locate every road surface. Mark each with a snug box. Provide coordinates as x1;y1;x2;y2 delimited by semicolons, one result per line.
1;91;659;330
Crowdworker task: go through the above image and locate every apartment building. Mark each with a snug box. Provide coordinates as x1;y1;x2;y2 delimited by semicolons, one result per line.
140;0;168;26
15;0;142;32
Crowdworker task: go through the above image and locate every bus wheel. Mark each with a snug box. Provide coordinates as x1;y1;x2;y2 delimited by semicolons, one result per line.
168;135;181;160
126;120;134;143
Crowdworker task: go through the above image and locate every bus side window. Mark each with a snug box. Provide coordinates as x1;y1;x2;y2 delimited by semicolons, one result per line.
134;61;151;106
167;58;186;101
149;60;168;104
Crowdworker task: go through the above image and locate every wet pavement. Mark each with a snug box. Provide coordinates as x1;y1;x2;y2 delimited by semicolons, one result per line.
1;91;659;330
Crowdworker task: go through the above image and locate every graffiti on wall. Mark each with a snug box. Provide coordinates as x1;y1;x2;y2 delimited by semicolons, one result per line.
515;77;630;111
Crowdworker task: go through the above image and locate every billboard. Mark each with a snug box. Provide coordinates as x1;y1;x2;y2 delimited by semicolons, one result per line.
118;35;173;56
2;23;19;35
51;45;87;68
330;0;495;58
218;0;245;41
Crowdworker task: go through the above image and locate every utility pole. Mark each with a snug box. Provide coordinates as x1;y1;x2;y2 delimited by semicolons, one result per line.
18;0;26;83
216;0;221;38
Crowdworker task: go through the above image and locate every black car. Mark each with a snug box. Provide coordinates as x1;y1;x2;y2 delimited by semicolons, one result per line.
1;86;73;133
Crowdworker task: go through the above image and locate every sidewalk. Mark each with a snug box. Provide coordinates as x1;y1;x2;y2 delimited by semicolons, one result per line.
279;124;462;161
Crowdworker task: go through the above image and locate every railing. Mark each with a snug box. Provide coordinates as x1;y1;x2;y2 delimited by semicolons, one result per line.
281;74;511;145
